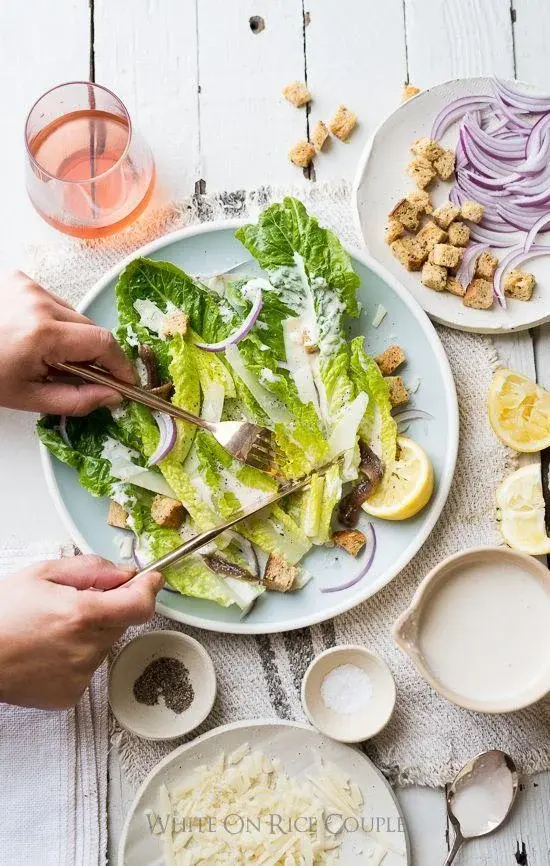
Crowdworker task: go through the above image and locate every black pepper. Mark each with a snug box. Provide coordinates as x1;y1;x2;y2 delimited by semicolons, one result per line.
133;656;195;714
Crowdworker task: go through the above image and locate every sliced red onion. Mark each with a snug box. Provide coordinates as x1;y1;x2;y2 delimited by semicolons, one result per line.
524;213;550;252
455;243;489;287
469;225;523;247
430;95;494;140
321;523;376;593
59;416;71;447
392;408;434;423
493;78;550;113
492;92;532;131
132;536;148;569
225;530;259;577
195;289;263;353
148;411;177;466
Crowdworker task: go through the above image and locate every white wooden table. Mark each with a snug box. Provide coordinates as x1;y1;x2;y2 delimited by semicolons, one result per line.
1;1;549;863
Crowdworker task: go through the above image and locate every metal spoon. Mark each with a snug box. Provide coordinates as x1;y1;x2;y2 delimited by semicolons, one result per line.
444;750;519;865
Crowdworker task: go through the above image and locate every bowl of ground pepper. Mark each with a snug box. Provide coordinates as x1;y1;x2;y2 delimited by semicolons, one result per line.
109;631;216;740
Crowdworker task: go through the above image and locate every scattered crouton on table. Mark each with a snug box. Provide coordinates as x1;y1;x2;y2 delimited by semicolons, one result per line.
311;120;329;152
422;261;447;292
332;529;367;557
282;81;311;107
406;157;436;189
463;278;494;310
504;270;536;301
107;501;128;529
328;105;357;141
289;140;315;167
151;495;186;529
448;221;470;247
263;553;297;592
376;344;406;376
433;202;460;230
386;376;409;407
402;83;420;102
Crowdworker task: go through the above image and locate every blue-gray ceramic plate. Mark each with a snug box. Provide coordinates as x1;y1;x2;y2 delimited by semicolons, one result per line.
40;221;458;634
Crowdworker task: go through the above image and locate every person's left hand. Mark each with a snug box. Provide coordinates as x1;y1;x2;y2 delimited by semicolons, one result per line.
0;270;135;415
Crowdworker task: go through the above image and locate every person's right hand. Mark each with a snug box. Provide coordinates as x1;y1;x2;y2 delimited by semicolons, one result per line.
0;271;136;415
0;556;162;709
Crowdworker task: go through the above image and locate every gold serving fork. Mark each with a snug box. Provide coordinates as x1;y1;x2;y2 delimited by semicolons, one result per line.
52;360;282;475
133;461;338;579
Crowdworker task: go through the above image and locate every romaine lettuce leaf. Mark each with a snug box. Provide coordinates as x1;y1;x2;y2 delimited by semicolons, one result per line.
349;336;397;465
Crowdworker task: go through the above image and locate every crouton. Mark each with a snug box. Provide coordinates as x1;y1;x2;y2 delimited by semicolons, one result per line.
311;120;329;152
449;247;464;275
389;198;421;232
289;140;315;167
433;202;461;230
504;269;536;301
402;83;420;102
282;81;311;107
332;529;367;557
475;251;499;280
433;148;456;180
375;344;406;376
328;105;357;141
421;261;448;292
406;157;437;189
448;221;470;247
411;137;445;163
463;278;494;310
107;501;128;530
431;243;461;268
406;188;433;214
385;218;404;245
151;495;186;529
446;276;466;297
386;376;409;407
263;553;297;592
416;221;447;255
391;237;426;271
163;311;189;337
461;200;484;223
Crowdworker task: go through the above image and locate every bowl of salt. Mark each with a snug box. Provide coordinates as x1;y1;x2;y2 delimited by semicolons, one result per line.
301;645;396;743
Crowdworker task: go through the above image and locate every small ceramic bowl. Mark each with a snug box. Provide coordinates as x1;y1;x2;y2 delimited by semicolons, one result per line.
301;645;396;743
109;630;216;740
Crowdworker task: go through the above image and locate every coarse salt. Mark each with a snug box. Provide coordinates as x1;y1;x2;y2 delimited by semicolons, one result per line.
321;663;374;715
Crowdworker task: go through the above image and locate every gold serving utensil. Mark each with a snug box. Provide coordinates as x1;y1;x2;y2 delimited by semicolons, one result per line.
52;360;282;476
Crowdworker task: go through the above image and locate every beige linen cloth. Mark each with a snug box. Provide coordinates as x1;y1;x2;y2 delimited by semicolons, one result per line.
28;181;550;789
0;543;108;866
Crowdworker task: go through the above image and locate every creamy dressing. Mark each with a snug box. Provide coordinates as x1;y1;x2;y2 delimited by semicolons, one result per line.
225;344;291;423
451;755;515;838
219;470;267;510
418;559;550;702
282;317;322;416
101;437;177;497
133;298;178;337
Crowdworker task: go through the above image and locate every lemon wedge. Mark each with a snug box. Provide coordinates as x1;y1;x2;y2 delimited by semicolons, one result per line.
488;368;550;452
495;464;550;555
362;436;434;521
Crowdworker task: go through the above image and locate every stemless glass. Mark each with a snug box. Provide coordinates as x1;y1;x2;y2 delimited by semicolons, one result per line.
25;82;155;238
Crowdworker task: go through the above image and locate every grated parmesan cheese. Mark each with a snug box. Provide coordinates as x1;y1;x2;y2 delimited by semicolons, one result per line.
371;305;387;328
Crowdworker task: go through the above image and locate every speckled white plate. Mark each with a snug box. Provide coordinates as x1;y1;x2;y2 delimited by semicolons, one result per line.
353;76;550;334
118;720;409;866
40;220;458;634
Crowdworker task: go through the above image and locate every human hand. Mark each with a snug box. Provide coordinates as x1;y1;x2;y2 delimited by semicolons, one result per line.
0;271;135;415
0;555;162;709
